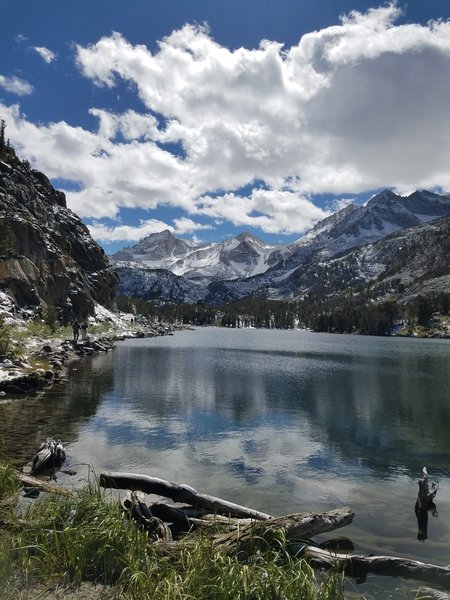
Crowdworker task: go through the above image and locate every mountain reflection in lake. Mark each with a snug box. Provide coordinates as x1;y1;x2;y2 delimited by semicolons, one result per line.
1;328;449;596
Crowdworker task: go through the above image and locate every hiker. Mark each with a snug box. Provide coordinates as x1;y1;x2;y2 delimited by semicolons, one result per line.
81;321;88;340
72;320;80;341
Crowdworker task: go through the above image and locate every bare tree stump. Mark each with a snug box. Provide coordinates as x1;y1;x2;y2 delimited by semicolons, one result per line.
415;467;439;541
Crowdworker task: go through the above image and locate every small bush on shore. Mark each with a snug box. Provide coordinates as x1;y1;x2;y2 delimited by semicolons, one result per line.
0;314;11;359
42;304;60;334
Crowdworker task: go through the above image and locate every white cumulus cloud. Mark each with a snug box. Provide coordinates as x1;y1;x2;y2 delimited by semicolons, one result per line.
3;4;450;245
87;216;211;243
0;75;33;96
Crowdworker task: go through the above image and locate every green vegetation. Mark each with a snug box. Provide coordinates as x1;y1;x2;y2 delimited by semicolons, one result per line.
88;320;118;336
0;119;19;165
0;314;11;359
42;304;60;334
13;319;72;342
0;219;17;257
116;291;450;336
0;466;355;599
4;319;72;363
0;119;6;161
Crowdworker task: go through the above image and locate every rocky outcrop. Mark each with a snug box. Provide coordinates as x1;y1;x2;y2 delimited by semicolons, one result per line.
0;158;118;321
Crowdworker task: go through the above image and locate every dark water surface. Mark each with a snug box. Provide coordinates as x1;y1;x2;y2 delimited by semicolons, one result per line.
1;328;449;596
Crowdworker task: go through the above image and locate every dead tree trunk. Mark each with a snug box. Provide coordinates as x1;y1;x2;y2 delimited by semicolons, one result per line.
305;545;450;590
100;471;272;520
415;468;439;541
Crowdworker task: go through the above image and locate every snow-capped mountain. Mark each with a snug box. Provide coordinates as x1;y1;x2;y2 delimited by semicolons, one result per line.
275;213;450;302
112;230;288;282
289;189;450;257
113;189;450;306
112;229;198;270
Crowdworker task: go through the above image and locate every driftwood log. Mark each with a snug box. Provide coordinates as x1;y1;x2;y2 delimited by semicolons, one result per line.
100;471;272;520
213;508;354;558
17;471;74;497
100;471;354;548
122;491;173;542
100;470;450;591
304;545;450;590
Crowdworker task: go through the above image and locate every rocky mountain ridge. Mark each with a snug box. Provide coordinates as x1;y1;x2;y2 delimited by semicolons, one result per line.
113;189;450;306
113;230;288;282
0;156;118;320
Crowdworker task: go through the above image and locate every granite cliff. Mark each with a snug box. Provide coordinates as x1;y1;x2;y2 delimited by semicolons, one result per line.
0;153;118;321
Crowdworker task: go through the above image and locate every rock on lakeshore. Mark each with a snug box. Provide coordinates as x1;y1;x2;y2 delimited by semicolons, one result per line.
0;322;178;398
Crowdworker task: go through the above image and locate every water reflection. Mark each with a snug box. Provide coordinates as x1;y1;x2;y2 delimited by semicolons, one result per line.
0;352;114;465
109;333;450;481
1;329;449;573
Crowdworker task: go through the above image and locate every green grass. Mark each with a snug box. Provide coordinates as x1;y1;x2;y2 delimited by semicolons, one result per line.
0;467;426;599
21;320;72;340
89;321;118;336
0;468;354;600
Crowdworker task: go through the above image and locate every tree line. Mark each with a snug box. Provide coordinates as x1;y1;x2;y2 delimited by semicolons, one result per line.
114;291;450;336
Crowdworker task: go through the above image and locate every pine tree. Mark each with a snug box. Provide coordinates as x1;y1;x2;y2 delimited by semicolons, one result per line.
0;119;6;160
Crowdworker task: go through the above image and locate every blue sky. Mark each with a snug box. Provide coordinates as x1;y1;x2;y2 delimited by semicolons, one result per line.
2;1;450;254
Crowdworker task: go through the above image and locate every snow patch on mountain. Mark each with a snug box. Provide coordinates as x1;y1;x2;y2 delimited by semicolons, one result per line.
111;230;287;282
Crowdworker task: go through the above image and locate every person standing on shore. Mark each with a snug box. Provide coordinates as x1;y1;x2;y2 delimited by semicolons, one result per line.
72;319;80;341
81;321;88;340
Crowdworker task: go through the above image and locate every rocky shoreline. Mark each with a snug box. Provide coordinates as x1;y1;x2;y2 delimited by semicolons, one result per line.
0;321;180;399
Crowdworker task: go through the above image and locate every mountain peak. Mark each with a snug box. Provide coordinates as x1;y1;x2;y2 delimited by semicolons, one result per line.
366;189;400;208
235;232;264;246
153;229;174;239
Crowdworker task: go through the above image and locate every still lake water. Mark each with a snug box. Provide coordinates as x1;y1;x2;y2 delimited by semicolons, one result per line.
1;327;449;594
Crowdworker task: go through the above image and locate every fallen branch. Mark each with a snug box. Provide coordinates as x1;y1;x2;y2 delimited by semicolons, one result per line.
100;471;272;520
16;471;74;497
149;502;252;534
304;545;450;590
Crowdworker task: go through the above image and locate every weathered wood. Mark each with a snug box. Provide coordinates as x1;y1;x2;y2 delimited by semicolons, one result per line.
17;471;74;497
304;545;450;590
100;471;272;520
416;468;438;512
150;501;255;535
214;507;354;558
418;588;450;600
122;491;172;542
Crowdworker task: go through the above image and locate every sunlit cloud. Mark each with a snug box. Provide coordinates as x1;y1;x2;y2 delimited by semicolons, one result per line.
87;216;211;243
3;4;450;241
0;75;33;96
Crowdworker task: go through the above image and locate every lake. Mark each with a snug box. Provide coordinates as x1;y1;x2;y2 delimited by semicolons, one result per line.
1;327;449;597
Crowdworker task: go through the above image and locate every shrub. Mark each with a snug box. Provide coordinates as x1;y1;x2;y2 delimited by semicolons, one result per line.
42;304;59;333
0;314;11;359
